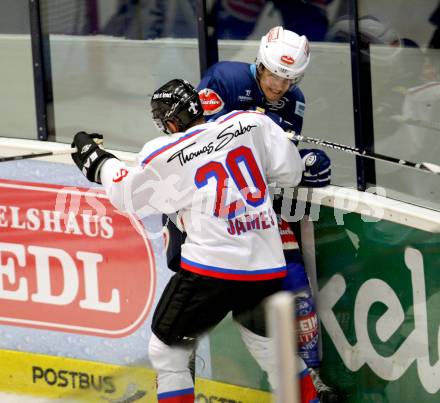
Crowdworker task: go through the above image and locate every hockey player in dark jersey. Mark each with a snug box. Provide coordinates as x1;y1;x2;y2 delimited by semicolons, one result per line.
197;26;308;135
195;26;339;402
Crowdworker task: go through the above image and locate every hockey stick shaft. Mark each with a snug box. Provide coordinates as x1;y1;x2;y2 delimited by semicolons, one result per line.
292;134;440;175
0;139;104;163
0;147;78;162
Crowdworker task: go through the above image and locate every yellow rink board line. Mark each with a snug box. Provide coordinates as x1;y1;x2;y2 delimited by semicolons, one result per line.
0;349;272;402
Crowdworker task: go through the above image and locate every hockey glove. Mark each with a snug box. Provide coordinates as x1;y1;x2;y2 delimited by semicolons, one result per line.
71;132;117;184
299;148;331;187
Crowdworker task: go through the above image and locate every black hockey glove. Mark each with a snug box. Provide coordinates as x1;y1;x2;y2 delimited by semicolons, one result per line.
71;132;117;184
299;148;331;187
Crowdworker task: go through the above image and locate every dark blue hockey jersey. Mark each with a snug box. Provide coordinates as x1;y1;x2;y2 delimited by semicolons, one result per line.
197;61;306;134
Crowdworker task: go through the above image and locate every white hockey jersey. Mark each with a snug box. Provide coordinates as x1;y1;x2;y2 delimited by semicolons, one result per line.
101;111;304;280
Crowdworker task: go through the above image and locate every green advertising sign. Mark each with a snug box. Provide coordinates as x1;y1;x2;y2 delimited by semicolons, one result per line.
207;187;440;402
316;205;440;402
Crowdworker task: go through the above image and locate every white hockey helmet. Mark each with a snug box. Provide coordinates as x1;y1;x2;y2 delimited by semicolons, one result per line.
256;26;310;83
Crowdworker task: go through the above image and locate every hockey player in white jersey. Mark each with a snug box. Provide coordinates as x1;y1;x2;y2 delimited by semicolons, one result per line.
71;79;326;403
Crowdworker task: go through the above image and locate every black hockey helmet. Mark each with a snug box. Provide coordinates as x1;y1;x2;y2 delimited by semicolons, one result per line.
151;79;204;134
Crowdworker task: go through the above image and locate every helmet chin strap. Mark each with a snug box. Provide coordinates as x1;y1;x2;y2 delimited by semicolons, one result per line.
255;64;269;99
165;119;180;134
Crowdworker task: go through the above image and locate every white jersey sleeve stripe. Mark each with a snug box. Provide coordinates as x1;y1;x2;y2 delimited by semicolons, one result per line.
141;128;207;167
216;110;264;124
181;256;287;281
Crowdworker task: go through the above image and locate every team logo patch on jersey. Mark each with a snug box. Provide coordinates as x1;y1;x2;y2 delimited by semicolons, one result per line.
266;97;286;110
198;89;224;115
295;101;305;117
113;168;129;183
281;55;295;65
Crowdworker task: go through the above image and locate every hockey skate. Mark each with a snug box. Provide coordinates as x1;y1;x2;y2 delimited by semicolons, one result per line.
309;368;340;403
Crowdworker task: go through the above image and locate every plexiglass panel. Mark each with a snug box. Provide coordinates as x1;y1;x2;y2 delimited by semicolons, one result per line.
218;0;356;188
358;0;440;209
47;0;200;151
50;36;200;150
0;0;36;140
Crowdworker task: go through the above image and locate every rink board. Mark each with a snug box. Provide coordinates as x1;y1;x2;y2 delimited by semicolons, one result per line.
0;153;271;402
298;189;440;402
208;186;440;402
0;348;271;403
308;203;440;402
0;141;440;402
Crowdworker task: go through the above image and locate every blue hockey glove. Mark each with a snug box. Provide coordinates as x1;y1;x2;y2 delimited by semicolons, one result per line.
299;148;331;187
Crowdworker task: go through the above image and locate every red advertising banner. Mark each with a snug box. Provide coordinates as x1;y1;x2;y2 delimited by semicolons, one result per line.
0;179;156;338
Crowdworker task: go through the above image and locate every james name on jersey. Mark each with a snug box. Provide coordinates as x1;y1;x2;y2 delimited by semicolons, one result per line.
227;207;277;236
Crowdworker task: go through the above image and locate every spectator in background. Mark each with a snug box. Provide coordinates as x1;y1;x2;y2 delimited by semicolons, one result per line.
216;0;334;41
327;13;440;205
101;0;198;39
429;2;440;48
99;0;333;41
326;14;430;130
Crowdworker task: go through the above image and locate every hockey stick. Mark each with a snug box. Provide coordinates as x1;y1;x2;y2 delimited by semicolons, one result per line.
0;140;104;163
0;148;79;162
289;133;440;175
